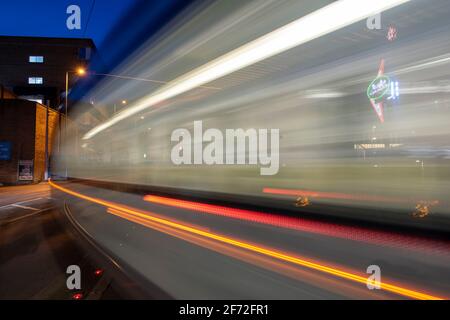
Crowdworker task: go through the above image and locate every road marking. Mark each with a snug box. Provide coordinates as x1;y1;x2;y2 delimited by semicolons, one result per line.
0;207;54;224
0;197;44;210
16;197;43;204
11;204;40;211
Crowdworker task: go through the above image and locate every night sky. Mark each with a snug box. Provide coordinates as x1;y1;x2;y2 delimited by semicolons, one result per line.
1;0;194;73
0;0;139;49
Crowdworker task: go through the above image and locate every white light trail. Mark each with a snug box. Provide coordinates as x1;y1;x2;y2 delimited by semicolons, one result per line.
83;0;410;140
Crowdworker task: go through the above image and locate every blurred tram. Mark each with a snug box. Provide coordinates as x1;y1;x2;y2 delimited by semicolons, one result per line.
54;0;450;231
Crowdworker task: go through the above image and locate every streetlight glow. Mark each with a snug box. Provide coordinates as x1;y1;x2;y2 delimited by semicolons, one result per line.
77;67;86;76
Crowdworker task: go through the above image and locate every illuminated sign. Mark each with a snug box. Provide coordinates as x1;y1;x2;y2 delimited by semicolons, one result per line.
354;143;403;150
0;141;12;160
367;75;391;101
366;59;400;123
18;160;33;181
387;26;397;42
387;80;400;100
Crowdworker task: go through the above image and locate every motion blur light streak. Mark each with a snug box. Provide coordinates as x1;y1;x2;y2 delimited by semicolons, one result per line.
49;180;443;300
91;72;222;90
263;187;408;203
106;207;383;299
82;0;410;140
46;0;450;300
143;194;449;254
395;55;450;76
61;0;450;232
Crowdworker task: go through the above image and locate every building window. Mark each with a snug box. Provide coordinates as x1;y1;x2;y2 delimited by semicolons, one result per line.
28;77;43;84
29;56;44;63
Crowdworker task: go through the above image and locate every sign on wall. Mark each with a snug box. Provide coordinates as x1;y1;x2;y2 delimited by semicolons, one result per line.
366;59;400;123
18;160;34;181
0;141;12;160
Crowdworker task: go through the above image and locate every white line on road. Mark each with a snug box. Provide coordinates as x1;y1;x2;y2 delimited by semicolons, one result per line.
11;204;40;211
1;207;54;224
17;197;43;204
0;197;44;210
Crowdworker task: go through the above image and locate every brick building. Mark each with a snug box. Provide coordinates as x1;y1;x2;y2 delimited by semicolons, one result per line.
0;96;62;184
0;36;94;184
0;36;95;108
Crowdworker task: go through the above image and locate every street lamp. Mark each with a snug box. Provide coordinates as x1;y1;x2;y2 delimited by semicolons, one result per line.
76;67;86;76
62;69;145;176
65;67;86;118
65;67;86;115
63;67;86;178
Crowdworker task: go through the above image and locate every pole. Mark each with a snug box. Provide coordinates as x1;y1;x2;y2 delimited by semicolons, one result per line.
65;71;69;179
44;103;49;180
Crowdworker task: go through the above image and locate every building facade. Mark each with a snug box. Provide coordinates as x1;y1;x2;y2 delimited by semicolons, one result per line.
0;97;62;185
0;36;94;184
0;36;95;108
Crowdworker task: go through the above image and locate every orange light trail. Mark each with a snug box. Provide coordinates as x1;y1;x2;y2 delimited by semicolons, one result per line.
263;187;408;203
143;194;450;254
49;179;444;300
107;207;379;298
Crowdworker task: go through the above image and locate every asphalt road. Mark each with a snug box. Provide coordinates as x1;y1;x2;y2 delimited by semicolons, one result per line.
2;182;449;299
51;180;450;300
0;183;137;299
0;183;51;210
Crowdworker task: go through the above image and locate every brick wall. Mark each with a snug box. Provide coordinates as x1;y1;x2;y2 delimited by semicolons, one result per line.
0;99;36;184
34;104;60;182
0;85;17;99
0;99;60;184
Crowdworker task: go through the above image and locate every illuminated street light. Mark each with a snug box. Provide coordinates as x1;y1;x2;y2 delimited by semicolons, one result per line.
76;67;86;76
64;67;87;178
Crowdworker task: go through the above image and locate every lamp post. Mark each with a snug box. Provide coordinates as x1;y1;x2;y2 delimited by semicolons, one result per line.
62;69;142;177
63;67;86;178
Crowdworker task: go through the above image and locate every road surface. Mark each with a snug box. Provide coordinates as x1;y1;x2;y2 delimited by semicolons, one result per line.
49;180;450;300
0;183;147;299
1;182;449;299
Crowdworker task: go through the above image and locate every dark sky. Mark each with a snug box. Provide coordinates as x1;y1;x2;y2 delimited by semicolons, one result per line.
0;0;194;96
0;0;139;48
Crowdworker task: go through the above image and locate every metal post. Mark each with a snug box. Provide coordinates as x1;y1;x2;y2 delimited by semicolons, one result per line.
44;104;49;180
65;71;69;179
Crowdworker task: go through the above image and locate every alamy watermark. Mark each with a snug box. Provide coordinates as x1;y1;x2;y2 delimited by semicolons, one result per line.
66;264;81;290
66;5;81;30
366;13;381;30
170;121;279;175
366;265;381;290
